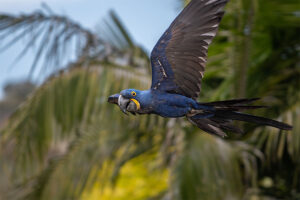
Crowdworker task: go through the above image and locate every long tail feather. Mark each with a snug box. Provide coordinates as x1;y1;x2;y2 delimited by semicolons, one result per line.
200;98;260;106
188;118;227;137
188;98;293;137
214;105;268;111
216;111;292;130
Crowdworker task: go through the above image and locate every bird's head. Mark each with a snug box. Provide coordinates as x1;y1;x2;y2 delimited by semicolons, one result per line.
107;89;141;115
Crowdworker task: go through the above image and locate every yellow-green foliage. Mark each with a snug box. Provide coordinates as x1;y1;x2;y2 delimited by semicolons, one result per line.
82;154;168;200
0;0;299;199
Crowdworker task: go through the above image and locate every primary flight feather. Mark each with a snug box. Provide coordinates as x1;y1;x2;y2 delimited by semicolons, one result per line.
108;0;292;137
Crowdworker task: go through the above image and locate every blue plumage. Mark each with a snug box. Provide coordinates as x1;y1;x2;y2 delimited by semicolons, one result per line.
107;0;292;137
121;89;210;118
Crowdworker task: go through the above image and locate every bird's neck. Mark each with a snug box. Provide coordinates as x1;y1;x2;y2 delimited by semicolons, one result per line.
139;90;152;100
138;90;153;108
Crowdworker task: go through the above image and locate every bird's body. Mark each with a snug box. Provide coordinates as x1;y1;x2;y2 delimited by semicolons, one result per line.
120;89;211;118
108;0;292;136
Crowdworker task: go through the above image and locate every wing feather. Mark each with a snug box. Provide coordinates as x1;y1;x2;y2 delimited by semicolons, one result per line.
150;0;228;99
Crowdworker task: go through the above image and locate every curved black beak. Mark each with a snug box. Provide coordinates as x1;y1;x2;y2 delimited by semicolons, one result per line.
118;95;130;115
108;94;120;104
108;94;131;115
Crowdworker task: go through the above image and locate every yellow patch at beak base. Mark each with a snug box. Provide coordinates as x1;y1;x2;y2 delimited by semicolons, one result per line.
130;99;141;110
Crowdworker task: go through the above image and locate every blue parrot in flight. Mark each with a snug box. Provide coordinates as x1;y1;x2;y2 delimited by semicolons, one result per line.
108;0;292;137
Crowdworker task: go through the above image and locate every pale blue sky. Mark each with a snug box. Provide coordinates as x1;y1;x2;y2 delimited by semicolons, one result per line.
0;0;181;98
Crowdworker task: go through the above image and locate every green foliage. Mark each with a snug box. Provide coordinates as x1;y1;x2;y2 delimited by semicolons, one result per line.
0;6;100;73
0;0;299;199
172;134;259;200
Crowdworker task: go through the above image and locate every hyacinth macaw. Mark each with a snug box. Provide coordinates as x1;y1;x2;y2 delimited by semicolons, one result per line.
108;0;292;137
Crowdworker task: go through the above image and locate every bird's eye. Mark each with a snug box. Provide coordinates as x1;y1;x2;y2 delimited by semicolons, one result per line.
131;91;136;96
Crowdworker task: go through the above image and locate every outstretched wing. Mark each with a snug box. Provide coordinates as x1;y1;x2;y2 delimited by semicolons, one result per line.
150;0;228;99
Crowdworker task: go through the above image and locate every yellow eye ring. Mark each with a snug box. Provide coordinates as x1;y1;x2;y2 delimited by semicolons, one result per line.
131;91;136;96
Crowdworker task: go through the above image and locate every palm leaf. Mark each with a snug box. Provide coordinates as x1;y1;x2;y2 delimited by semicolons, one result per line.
0;7;101;74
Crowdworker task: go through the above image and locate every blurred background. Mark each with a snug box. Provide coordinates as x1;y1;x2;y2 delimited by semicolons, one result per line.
0;0;299;199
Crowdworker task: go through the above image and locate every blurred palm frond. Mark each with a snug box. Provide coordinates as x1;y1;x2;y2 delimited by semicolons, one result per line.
0;0;299;199
0;5;102;74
